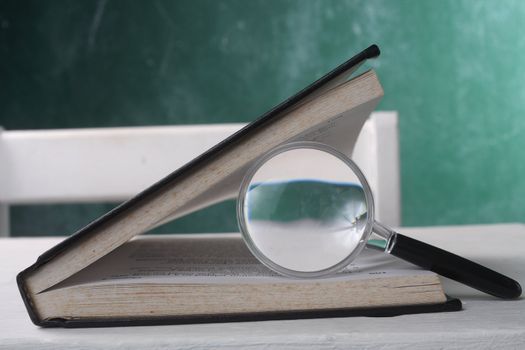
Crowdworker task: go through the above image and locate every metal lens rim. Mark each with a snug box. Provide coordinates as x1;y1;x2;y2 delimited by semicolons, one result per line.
237;141;376;278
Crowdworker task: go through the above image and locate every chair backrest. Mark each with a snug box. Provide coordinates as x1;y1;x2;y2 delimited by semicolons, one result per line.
0;111;400;236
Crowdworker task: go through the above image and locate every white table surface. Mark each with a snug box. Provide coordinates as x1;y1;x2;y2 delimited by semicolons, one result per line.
1;224;524;350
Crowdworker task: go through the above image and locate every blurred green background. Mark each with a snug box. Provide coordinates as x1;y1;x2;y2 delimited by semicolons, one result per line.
1;0;525;236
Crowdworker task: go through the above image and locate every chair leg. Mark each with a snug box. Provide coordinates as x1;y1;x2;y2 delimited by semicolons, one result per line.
0;204;9;237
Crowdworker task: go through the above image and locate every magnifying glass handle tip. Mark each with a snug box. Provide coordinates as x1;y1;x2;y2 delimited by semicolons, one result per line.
387;233;522;300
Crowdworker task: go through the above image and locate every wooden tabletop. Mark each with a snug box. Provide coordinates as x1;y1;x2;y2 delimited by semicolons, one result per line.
1;224;524;349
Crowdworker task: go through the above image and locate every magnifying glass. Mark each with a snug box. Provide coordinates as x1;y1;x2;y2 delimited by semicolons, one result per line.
237;141;521;299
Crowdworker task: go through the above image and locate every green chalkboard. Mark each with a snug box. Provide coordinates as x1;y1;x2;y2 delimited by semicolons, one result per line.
2;0;525;236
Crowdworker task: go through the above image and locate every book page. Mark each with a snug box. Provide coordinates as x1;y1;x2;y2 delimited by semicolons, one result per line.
51;234;431;290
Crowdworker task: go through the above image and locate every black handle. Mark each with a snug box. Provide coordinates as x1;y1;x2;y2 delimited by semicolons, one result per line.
387;233;522;299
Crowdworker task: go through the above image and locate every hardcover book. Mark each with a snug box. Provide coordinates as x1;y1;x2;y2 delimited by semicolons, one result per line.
17;45;461;327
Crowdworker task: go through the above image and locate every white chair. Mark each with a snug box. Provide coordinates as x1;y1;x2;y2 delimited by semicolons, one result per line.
0;112;400;236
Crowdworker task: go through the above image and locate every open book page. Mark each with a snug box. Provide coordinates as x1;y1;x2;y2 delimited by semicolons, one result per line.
51;234;433;290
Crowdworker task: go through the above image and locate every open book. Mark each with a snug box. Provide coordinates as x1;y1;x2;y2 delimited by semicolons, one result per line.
17;45;459;327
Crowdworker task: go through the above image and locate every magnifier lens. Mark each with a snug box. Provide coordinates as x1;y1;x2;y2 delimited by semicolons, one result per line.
238;144;372;277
